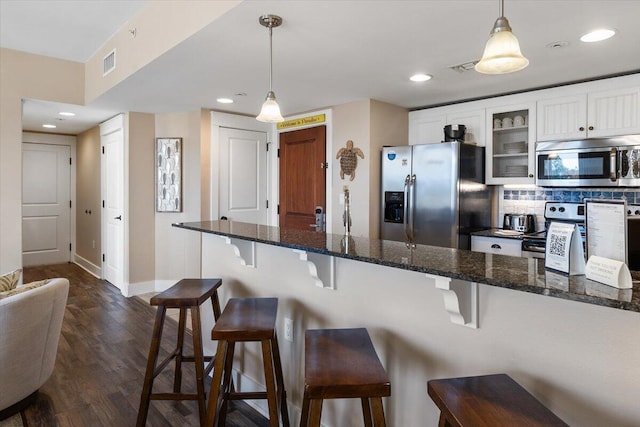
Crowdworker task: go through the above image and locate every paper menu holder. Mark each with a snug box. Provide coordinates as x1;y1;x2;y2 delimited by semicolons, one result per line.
585;255;633;289
544;222;585;275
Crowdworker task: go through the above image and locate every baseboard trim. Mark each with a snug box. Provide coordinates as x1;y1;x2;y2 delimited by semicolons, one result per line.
72;255;101;278
123;279;178;297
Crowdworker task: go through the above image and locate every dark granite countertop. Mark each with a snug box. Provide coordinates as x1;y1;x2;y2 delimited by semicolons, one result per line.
173;220;640;313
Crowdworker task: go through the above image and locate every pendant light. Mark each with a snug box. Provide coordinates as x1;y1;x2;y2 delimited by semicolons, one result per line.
256;14;284;123
475;0;529;74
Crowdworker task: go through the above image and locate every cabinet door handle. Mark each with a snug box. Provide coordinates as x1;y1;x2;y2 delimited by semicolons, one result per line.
528;173;534;178
588;126;594;131
491;244;502;249
579;126;585;131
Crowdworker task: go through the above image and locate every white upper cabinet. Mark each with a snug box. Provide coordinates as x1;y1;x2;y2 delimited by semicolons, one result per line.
485;102;536;185
537;94;587;141
409;108;485;146
447;109;486;146
588;87;640;138
537;86;640;141
409;111;446;144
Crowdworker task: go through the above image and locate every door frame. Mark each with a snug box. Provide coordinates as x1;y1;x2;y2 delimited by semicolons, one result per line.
210;112;271;223
274;109;333;230
21;132;76;266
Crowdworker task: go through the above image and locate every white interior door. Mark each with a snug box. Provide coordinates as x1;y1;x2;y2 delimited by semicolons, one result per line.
22;143;71;266
101;117;125;289
219;128;268;224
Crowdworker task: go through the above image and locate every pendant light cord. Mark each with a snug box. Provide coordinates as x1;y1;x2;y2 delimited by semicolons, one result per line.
499;0;504;17
268;26;273;92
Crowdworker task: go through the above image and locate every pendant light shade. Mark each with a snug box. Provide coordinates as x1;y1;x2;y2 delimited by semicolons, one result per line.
257;91;283;122
256;14;284;123
475;1;529;74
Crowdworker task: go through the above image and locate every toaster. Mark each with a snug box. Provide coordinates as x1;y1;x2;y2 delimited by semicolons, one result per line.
503;214;536;233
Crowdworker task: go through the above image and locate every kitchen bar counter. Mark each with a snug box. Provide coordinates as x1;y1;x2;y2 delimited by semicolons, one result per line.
173;220;640;313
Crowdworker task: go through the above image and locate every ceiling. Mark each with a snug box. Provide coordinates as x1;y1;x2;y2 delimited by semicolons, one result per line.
3;1;640;135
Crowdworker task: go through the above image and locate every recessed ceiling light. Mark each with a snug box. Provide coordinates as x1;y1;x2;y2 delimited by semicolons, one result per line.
42;124;57;129
580;29;616;43
410;73;432;82
216;98;234;104
59;111;75;116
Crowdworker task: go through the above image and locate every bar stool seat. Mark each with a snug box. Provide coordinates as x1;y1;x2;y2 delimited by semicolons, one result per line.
300;328;391;427
427;374;568;427
205;297;289;427
137;278;222;427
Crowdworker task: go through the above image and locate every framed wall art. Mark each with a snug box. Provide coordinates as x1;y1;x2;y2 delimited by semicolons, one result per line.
156;137;182;212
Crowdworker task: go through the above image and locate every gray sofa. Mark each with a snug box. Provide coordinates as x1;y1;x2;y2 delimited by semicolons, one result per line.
0;278;69;418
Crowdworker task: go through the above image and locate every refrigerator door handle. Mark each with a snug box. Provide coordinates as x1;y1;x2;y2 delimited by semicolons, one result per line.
408;174;416;241
403;174;412;241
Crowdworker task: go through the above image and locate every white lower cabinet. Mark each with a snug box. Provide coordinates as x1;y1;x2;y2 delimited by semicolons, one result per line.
471;235;522;257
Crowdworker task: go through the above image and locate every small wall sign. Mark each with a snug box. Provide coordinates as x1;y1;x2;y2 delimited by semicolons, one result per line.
277;114;326;130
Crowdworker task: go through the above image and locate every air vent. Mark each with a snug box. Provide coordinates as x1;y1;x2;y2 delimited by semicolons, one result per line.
103;49;116;76
449;61;478;73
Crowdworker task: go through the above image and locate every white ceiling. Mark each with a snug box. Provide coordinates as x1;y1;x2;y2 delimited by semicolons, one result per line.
3;1;640;135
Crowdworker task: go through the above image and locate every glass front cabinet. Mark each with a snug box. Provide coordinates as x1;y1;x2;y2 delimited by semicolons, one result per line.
485;103;536;184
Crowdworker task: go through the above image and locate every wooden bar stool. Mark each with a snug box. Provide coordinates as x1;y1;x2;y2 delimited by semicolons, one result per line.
137;278;223;427
205;297;289;427
300;328;391;427
427;374;568;427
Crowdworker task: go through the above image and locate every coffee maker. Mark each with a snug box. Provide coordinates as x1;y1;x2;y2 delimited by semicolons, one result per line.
443;124;466;142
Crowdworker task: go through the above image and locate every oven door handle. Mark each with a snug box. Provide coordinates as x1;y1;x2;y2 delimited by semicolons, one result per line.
522;242;546;253
610;148;618;181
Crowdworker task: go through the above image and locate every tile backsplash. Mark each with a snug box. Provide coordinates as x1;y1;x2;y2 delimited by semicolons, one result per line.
499;188;640;231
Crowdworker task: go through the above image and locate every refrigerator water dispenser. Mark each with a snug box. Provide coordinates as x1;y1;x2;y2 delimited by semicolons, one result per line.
384;192;404;223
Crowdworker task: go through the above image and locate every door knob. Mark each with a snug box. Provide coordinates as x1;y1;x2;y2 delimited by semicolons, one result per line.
114;215;122;220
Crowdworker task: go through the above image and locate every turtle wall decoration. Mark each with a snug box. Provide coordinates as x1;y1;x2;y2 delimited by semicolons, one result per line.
336;140;365;181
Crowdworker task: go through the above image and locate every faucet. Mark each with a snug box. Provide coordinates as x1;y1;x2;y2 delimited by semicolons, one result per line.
343;188;352;236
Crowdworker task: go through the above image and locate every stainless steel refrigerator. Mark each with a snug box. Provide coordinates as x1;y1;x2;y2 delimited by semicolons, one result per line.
380;142;492;249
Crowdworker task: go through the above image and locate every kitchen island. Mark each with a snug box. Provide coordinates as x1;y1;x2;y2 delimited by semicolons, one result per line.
175;220;640;313
174;220;640;427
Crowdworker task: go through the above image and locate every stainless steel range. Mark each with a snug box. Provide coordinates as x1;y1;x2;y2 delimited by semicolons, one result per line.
521;202;586;259
522;201;640;269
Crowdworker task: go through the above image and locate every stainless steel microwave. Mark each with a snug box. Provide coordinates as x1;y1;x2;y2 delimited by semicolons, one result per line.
535;135;640;187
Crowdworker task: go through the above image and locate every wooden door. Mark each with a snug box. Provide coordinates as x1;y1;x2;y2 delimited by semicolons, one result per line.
22;143;71;266
279;126;326;229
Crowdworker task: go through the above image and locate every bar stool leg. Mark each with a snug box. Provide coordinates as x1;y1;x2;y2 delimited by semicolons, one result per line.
270;334;289;427
173;308;187;393
309;399;323;427
210;292;222;320
370;397;386;427
361;398;373;427
218;341;236;426
205;339;228;427
137;306;167;427
438;413;452;427
190;306;207;427
299;395;310;427
261;339;279;427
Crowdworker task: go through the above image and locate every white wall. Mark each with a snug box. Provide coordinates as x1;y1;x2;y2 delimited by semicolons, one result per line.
0;48;84;274
199;234;640;427
154;111;204;285
76;126;102;270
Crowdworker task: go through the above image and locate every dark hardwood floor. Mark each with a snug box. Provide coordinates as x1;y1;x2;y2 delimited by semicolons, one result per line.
21;263;269;427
